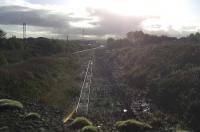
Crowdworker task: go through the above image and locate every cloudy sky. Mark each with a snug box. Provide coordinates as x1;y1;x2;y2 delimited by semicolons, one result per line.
0;0;200;39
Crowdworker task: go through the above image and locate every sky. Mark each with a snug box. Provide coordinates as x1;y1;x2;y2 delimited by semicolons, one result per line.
0;0;200;39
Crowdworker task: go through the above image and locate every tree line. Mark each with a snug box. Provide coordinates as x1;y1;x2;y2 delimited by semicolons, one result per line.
107;31;200;48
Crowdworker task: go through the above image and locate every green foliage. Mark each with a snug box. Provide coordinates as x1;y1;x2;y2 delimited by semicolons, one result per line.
68;117;93;130
107;37;115;44
0;36;92;64
126;31;176;44
176;129;192;132
0;56;81;108
188;32;200;42
81;125;98;132
107;39;132;49
0;31;91;109
116;119;152;132
108;43;200;131
176;130;191;132
24;112;41;120
0;99;23;109
127;31;145;42
0;53;8;66
0;29;6;39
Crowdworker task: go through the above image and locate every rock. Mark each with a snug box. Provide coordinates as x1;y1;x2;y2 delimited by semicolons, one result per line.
68;117;93;130
0;99;23;110
24;112;41;120
81;125;98;132
116;119;152;132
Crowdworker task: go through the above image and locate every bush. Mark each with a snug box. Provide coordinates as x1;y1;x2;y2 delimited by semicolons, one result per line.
0;29;6;39
176;130;190;132
81;125;98;132
108;43;200;131
24;112;41;120
68;117;93;130
116;119;152;132
0;56;80;108
0;53;8;66
0;99;23;109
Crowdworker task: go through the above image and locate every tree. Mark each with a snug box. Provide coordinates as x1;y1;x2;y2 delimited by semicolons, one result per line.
188;32;200;43
107;37;115;44
0;29;6;39
0;53;8;66
126;31;145;42
195;32;200;42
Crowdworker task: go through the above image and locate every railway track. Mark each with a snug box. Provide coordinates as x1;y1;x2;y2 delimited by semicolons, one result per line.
63;50;94;123
76;58;93;115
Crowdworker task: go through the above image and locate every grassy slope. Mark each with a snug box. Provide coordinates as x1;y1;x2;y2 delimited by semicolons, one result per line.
0;56;81;108
0;38;93;109
108;43;200;131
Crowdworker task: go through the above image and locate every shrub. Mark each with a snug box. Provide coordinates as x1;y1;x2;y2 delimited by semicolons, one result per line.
116;119;152;132
107;43;200;131
176;130;190;132
81;125;98;132
68;117;93;130
0;99;23;109
0;53;8;66
24;112;41;120
0;29;6;39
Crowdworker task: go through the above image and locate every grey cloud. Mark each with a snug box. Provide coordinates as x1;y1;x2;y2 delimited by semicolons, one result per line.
0;5;163;39
83;9;155;37
51;9;156;39
0;5;90;28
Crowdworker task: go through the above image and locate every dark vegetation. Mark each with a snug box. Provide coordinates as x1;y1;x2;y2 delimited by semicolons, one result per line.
0;29;96;131
0;99;23;109
1;26;200;131
0;57;81;108
106;31;200;131
115;119;152;132
0;98;65;131
68;117;93;130
81;125;99;132
0;29;92;108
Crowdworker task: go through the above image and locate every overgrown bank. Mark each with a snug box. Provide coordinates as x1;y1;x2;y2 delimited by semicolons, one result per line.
107;43;200;131
0;56;81;108
0;29;94;131
0;33;92;108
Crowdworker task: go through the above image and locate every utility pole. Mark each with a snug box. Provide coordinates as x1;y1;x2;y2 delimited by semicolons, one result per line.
23;22;26;40
82;28;85;41
66;35;69;42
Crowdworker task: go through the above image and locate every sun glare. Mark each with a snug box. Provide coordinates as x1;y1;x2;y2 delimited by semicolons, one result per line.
83;0;188;17
66;0;190;30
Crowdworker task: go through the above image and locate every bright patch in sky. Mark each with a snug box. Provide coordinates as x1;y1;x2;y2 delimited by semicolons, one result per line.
0;0;200;38
67;0;193;30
